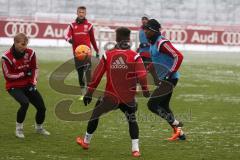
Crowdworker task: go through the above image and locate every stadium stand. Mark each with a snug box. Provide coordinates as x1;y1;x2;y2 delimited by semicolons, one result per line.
0;0;239;25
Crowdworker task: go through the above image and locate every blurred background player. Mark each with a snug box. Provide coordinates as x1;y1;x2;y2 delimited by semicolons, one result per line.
76;27;150;157
65;6;99;100
1;33;50;138
138;14;151;66
144;19;186;141
138;15;159;86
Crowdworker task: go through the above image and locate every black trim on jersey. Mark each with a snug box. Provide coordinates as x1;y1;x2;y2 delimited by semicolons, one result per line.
2;56;12;66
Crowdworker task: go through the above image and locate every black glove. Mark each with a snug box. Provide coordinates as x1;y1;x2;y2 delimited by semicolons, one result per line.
68;39;73;44
83;92;93;106
95;53;99;59
25;70;32;77
165;71;174;80
139;43;150;48
143;90;150;98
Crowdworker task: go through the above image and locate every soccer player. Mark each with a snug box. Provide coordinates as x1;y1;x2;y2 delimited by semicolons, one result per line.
1;33;50;138
144;19;186;141
65;6;99;99
138;15;159;85
76;27;150;157
138;14;151;66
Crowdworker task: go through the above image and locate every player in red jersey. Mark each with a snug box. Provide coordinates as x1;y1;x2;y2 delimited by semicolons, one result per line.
76;27;150;157
1;33;50;138
65;6;99;98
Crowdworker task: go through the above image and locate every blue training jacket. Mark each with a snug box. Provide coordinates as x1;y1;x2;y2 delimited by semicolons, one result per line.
139;29;150;53
150;35;180;80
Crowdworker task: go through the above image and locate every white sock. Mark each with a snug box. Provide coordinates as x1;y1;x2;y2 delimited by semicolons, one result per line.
180;129;184;136
81;87;86;95
84;132;93;144
35;123;43;130
132;139;139;152
16;122;23;130
172;120;179;126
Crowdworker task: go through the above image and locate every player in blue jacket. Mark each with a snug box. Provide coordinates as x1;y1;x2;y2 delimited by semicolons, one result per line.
144;19;186;141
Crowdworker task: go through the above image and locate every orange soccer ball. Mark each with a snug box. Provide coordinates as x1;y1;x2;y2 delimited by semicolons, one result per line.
74;45;91;61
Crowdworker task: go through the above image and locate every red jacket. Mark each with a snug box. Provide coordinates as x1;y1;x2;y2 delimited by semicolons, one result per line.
88;48;148;104
1;47;38;90
65;19;99;54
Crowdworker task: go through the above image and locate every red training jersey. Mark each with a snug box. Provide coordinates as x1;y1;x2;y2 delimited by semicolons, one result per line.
1;47;38;90
87;48;148;104
65;19;99;54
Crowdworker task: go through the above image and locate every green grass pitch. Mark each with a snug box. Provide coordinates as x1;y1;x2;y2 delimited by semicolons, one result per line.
0;46;240;160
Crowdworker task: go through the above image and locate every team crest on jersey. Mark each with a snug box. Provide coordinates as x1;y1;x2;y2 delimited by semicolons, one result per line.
23;53;30;63
84;25;88;32
24;53;29;60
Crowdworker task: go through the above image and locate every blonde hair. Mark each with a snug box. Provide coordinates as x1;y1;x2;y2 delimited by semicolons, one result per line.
14;33;28;44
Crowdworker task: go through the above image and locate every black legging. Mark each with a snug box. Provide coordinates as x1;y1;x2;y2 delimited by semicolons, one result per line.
147;79;178;126
87;97;139;139
74;57;91;87
76;67;91;87
8;86;46;124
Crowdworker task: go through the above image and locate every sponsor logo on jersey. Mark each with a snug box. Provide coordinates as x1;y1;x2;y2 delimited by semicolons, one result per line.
111;57;128;69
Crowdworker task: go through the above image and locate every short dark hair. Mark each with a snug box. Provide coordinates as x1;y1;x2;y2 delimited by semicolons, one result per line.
77;6;86;10
116;27;131;42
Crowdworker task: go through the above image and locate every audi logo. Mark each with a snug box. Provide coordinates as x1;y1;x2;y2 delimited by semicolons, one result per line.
162;29;188;43
221;32;240;45
4;21;39;38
